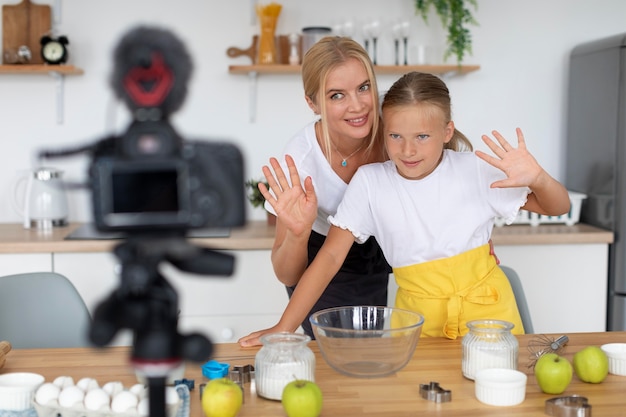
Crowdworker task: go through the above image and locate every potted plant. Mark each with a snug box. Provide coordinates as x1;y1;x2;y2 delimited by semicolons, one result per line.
245;178;276;225
414;0;478;65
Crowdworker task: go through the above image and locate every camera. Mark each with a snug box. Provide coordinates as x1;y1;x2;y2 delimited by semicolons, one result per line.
89;120;245;233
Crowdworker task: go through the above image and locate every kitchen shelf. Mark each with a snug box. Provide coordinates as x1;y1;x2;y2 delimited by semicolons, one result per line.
229;64;480;122
228;64;480;76
0;65;84;124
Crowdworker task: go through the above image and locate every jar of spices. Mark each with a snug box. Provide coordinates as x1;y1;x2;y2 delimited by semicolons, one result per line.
461;319;519;380
255;332;315;400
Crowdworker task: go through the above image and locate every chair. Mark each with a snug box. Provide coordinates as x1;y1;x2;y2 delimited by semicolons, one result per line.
500;265;535;334
0;272;92;348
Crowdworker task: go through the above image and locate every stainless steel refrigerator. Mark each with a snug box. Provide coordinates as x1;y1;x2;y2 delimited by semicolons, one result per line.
565;32;626;331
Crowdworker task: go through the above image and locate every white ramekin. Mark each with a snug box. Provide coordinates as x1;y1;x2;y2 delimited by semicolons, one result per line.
0;372;45;410
601;343;626;376
474;368;527;406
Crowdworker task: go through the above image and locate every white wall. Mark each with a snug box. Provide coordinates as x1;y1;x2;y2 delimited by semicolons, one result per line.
2;0;626;224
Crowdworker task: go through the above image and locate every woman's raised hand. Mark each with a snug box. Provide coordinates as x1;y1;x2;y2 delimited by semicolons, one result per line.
259;155;318;236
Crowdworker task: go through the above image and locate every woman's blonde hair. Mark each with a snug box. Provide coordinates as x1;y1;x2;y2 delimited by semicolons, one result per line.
381;71;473;152
301;36;383;162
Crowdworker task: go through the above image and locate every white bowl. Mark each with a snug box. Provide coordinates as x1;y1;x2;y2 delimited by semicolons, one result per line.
474;368;527;406
0;372;45;410
601;343;626;376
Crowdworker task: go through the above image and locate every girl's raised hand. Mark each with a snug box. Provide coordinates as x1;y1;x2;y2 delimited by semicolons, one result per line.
475;128;544;189
260;155;318;236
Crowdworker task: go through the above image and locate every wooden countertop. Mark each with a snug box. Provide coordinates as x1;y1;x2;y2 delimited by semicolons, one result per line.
0;221;613;254
3;331;626;416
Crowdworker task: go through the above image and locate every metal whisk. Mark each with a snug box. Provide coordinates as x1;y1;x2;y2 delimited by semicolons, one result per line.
527;334;569;369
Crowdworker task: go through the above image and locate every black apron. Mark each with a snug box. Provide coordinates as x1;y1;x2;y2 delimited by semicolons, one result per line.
286;230;392;338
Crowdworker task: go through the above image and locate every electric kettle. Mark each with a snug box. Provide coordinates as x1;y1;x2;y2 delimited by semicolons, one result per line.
14;167;69;230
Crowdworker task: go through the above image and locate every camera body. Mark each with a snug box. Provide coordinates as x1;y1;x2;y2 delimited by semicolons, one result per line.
89;120;245;233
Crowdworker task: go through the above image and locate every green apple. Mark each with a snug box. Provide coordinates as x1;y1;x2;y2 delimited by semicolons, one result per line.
534;352;573;394
281;380;323;417
573;346;609;383
201;378;243;417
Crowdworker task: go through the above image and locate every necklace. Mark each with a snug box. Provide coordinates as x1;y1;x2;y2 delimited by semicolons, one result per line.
331;141;365;167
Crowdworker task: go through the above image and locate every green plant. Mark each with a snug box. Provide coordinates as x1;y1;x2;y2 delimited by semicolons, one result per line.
245;178;269;208
414;0;478;65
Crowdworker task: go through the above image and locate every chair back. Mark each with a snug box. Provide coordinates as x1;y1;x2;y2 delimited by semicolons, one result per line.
500;265;534;334
0;272;92;348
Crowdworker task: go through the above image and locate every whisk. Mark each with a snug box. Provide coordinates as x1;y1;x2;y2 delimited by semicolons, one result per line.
527;334;569;369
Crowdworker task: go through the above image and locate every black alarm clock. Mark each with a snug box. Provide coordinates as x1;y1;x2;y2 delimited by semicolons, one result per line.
40;35;69;65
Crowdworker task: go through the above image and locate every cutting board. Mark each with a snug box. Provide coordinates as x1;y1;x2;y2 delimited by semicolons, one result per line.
2;0;51;64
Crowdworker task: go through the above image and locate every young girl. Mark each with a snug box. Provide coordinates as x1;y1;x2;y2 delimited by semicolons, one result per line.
239;72;570;346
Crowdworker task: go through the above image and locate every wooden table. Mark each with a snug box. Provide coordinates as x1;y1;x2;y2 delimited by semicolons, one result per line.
3;332;626;416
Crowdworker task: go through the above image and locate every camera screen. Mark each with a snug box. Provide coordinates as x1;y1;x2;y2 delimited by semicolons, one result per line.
112;169;179;213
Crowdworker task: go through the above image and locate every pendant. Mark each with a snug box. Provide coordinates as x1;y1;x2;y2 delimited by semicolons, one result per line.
341;159;348;167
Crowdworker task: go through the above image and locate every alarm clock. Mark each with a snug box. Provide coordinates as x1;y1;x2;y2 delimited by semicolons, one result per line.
40;35;69;65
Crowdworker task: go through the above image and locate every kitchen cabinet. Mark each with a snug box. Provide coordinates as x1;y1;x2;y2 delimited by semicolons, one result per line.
0;222;613;340
229;64;480;121
52;250;289;345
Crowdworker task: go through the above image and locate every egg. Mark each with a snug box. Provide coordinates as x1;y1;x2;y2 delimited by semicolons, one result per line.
84;388;110;411
52;376;75;388
130;383;147;398
137;397;149;416
102;381;124;397
35;382;61;405
111;390;139;413
76;377;100;392
58;385;85;408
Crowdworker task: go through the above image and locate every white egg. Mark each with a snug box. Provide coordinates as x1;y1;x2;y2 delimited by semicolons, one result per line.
52;376;75;388
35;382;61;405
58;385;85;408
84;388;110;411
130;383;147;398
102;381;124;396
111;390;139;413
76;377;100;392
137;397;149;416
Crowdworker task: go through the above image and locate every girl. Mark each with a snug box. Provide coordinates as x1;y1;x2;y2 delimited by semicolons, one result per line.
239;72;570;346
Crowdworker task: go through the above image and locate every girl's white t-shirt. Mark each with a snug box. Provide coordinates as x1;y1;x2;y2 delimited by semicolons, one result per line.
329;150;530;268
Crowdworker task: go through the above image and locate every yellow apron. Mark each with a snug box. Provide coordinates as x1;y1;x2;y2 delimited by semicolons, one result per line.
393;243;524;339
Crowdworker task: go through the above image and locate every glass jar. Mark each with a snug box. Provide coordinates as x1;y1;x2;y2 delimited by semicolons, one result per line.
461;319;519;380
255;332;315;400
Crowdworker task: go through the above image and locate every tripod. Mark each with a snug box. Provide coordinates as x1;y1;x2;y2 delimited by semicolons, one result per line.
89;234;235;417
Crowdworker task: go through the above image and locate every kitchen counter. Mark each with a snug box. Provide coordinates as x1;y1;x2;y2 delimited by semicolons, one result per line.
0;221;614;254
3;331;626;416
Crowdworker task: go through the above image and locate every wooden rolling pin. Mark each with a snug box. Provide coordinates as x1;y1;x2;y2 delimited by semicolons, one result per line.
0;341;12;369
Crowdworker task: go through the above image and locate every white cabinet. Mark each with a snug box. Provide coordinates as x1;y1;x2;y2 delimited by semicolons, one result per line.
53;250;288;345
495;243;608;334
0;253;52;275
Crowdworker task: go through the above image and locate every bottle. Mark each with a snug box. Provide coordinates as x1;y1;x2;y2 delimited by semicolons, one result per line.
462;319;519;380
255;332;315;400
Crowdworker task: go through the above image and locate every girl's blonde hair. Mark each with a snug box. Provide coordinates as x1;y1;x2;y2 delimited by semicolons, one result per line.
301;36;384;162
381;71;473;152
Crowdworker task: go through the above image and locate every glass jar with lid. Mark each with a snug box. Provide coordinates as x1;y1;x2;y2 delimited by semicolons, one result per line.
255;332;315;400
461;319;519;380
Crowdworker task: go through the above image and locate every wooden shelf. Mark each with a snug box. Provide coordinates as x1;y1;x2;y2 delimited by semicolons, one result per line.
0;64;84;75
228;64;480;76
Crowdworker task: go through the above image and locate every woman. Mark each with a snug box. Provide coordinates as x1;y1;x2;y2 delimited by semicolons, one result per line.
247;37;391;340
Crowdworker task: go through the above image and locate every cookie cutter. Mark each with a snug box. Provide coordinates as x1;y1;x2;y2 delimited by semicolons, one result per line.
419;381;452;403
545;395;592;417
201;360;230;379
229;364;255;384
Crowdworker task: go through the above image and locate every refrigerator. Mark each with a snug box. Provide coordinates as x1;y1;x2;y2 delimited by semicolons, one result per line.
565;32;626;331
